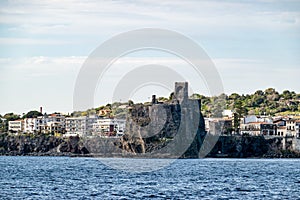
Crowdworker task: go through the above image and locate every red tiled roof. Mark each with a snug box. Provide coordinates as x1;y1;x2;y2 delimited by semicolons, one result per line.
248;122;269;124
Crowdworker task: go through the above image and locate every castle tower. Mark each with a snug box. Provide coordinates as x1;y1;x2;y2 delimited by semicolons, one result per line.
174;82;188;103
151;95;157;104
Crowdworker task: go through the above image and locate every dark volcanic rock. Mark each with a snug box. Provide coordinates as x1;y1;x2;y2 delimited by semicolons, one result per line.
118;99;206;158
208;136;269;158
0;133;89;156
208;135;300;158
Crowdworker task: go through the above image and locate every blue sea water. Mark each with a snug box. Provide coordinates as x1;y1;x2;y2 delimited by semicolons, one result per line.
0;157;299;199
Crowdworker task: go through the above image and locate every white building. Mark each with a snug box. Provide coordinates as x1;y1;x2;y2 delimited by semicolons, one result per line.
46;113;66;133
240;122;262;136
286;119;297;137
8;120;24;132
65;116;88;136
34;113;66;134
65;115;97;136
92;118;126;137
21;113;66;134
243;115;273;124
24;118;38;133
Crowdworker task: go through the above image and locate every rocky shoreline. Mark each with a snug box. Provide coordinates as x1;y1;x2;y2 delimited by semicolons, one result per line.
0;133;299;158
0;133;89;157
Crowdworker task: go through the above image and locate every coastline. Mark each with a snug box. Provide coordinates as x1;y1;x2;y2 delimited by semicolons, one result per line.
1;133;300;158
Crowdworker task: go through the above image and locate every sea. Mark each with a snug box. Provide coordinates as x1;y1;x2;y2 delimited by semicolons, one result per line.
0;156;299;199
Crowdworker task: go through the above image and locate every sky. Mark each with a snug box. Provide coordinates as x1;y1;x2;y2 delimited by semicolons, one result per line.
0;0;300;115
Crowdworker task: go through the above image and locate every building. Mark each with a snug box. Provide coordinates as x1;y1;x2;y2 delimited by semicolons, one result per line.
296;120;300;138
65;116;88;136
98;109;111;117
240;122;276;136
276;126;287;137
24;118;38;133
8;112;66;134
92;118;126;137
286;118;297;137
8;120;24;132
243;115;273;124
206;118;233;135
86;115;98;135
46;113;66;134
65;115;97;136
240;122;261;136
273;117;299;138
35;113;65;134
260;123;277;136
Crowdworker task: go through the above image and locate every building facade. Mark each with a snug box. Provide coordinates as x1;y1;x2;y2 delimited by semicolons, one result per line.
24;118;38;133
92;118;126;137
8;120;24;132
65;116;88;136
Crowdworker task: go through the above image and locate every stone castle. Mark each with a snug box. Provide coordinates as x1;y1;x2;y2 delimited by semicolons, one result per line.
119;82;206;158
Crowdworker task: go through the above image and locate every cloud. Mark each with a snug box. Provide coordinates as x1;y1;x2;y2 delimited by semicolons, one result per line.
1;0;299;40
0;1;299;113
0;56;86;81
0;37;72;45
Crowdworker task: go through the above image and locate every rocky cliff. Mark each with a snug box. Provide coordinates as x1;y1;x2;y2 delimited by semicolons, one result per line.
208;135;300;158
0;133;89;156
117;99;207;158
0;133;299;158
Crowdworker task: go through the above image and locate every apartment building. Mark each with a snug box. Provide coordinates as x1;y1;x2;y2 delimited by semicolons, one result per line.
8;120;24;132
92;118;126;137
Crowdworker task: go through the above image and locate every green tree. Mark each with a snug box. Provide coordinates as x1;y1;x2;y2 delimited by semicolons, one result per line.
3;113;20;121
210;94;226;118
229;93;240;100
169;92;175;100
128;100;134;106
158;97;168;102
2;113;20;132
105;104;112;109
254;90;264;96
282;90;292;100
23;110;42;118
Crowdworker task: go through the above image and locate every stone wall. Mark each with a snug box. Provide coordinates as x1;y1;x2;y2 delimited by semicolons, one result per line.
119;82;206;158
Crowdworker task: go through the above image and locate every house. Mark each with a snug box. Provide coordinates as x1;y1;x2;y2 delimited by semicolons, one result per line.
260;123;277;136
286;118;297;137
240;122;261;136
273;117;298;138
8;120;24;132
92;118;126;137
276;126;287;137
240;122;276;136
98;109;111;117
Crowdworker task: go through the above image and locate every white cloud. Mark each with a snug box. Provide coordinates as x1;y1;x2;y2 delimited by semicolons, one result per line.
0;37;72;45
1;1;299;113
1;0;299;40
0;56;85;81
